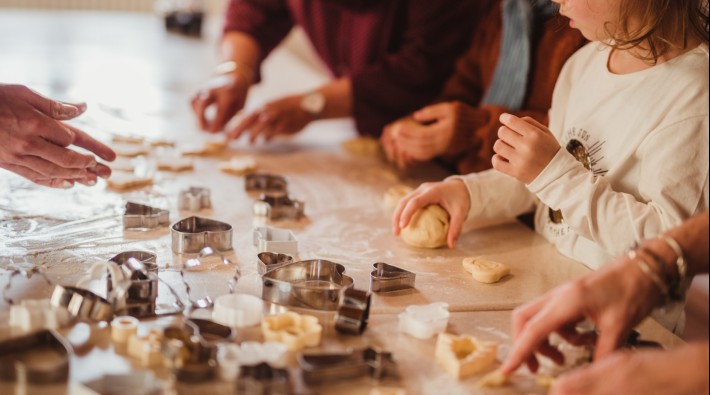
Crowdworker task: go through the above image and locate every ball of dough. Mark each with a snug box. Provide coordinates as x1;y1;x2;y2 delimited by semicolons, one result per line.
383;185;414;211
400;204;450;248
342;137;382;156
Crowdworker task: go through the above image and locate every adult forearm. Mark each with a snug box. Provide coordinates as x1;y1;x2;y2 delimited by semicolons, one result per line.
219;31;261;82
313;78;352;120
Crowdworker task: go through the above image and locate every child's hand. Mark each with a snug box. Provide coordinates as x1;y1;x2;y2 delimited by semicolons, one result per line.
493;113;561;184
392;179;471;248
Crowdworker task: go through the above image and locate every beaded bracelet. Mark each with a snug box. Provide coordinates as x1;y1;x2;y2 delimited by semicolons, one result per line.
627;249;669;298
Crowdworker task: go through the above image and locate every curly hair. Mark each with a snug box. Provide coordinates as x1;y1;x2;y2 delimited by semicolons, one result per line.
607;0;709;63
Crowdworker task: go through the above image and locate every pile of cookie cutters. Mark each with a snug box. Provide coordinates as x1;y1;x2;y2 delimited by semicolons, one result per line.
246;173;305;221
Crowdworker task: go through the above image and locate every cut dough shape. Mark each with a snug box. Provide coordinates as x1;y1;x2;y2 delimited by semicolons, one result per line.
109;157;136;172
149;138;175;147
383;185;413;211
112;143;150;158
342;136;383;156
261;312;322;351
107;172;153;190
462;257;511;284
219;156;257;175
127;329;163;367
435;333;498;379
400;204;449;249
9;299;70;332
181;140;227;156
477;369;508;388
112;135;145;145
536;375;556;388
369;388;406;395
156;157;194;172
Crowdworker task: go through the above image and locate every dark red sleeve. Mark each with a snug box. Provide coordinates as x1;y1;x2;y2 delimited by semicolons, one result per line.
223;0;294;71
350;0;486;137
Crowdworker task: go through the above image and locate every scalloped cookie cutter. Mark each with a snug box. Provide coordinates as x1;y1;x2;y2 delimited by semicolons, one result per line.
370;262;416;293
171;216;233;253
253;226;299;257
123;202;170;230
298;347;397;385
257;252;294;275
261;259;354;310
398;302;449;339
0;329;72;384
178;187;212;211
245;173;288;193
254;192;305;221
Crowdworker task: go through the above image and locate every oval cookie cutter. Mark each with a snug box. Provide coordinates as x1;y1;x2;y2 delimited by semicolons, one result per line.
171;216;233;254
261;259;354;311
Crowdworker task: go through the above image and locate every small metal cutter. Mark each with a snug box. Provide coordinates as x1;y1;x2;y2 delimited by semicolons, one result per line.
236;362;291;395
50;284;114;322
245;173;288;193
161;325;217;383
253;226;299;257
335;288;371;335
2;267;53;305
254;192;305;221
257;252;294;276
185;318;235;344
171;216;233;254
0;329;72;384
178;187;212;211
370;262;416;293
123;202;170;230
261;259;354;311
298;347;397;385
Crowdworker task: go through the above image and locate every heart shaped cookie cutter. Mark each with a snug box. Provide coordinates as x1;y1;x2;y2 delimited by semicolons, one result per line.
171;216;233;253
370;262;416;293
257;252;294;275
261;259;353;310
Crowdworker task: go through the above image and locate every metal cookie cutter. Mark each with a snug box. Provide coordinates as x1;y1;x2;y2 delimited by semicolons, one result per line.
185;318;235;344
370;262;416;293
257;252;294;276
335;288;371;335
123;202;170;230
178;187;212;211
3;266;53;305
50;284;114;322
245;173;288;193
261;259;354;311
161;325;216;383
398;302;449;339
237;362;291;395
298;347;397;385
253;226;299;257
171;216;233;253
254;192;305;221
0;330;72;384
109;251;158;302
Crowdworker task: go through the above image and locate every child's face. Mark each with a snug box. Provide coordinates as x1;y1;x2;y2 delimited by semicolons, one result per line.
552;0;619;41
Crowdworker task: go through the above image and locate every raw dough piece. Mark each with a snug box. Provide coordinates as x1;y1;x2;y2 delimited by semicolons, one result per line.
462;257;511;284
477;369;508;388
112;143;150;157
342;136;383;156
383;184;413;211
400;204;449;248
109;157;136;172
369;388;406;395
148;138;175;147
536;375;556;388
435;333;498;379
181;140;227;156
112;135;145;144
261;312;322;351
156;157;194;172
107;172;153;190
219;156;257;175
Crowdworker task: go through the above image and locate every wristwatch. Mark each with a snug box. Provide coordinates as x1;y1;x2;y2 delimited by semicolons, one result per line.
300;91;326;119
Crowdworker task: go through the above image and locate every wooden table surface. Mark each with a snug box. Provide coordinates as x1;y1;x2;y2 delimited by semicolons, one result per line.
0;10;681;395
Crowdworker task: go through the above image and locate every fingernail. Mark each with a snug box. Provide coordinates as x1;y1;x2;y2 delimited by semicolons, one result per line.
87;179;96;186
500;113;511;123
61;180;73;189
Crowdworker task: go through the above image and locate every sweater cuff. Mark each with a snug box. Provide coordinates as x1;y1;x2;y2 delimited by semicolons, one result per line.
526;148;580;206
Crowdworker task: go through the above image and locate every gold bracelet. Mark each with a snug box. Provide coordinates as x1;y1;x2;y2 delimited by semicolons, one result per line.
214;60;255;81
627;249;669;298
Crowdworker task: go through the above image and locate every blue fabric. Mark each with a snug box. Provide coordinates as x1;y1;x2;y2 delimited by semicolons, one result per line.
482;0;558;111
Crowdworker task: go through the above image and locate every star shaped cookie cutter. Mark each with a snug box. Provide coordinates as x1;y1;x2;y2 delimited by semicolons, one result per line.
298;347;397;385
123;202;170;230
370;262;416;293
170;216;233;254
178;187;212;212
261;259;353;310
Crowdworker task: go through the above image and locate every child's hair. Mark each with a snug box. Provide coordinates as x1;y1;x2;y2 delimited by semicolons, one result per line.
609;0;709;63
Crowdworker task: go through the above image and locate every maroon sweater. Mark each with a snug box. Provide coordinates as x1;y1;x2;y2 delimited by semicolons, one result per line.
223;0;487;137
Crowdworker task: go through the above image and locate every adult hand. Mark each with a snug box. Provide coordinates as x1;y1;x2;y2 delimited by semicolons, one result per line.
493;113;560;184
0;84;115;188
392;179;470;248
381;117;418;169
500;252;664;375
191;72;252;133
227;94;313;143
550;343;709;395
